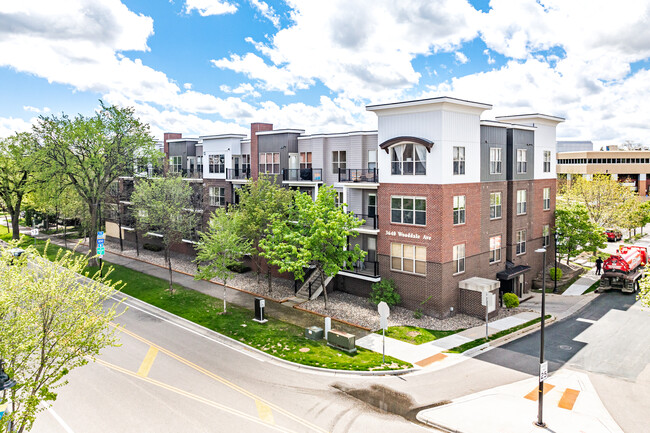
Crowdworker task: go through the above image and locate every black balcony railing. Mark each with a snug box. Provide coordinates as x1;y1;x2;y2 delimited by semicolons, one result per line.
282;168;323;182
353;213;378;230
180;168;203;179
227;168;251;180
349;259;379;277
339;168;378;183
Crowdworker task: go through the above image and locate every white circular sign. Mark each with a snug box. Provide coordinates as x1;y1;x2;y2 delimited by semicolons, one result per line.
378;301;390;318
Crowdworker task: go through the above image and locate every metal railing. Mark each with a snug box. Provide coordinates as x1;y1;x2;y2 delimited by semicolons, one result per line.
349;259;379;277
282;168;323;182
181;168;203;179
338;168;378;183
353;213;378;230
226;168;251;180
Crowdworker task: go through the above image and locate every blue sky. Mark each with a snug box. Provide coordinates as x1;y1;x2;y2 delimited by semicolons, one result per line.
2;0;650;147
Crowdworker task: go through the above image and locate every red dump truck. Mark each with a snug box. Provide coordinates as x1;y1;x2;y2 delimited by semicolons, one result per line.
598;245;648;293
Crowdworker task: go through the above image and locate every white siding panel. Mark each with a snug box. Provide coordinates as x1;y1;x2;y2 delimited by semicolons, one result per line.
534;124;557;180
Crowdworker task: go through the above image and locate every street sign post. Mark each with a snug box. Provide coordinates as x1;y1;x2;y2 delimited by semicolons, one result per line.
539;361;548;382
97;232;105;277
378;301;390;364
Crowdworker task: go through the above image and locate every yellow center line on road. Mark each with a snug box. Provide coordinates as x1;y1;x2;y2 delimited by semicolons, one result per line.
136;346;159;377
109;323;329;433
95;358;294;433
256;399;275;424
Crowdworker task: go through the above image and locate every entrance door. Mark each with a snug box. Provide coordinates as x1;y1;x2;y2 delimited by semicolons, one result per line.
516;274;525;297
233;156;240;177
289;153;299;170
367;237;377;262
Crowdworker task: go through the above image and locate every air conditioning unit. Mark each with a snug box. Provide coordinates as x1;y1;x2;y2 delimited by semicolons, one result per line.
327;329;357;354
304;326;323;341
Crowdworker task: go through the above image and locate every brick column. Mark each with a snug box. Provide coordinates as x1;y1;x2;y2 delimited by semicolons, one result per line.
250;123;273;181
163;132;182;158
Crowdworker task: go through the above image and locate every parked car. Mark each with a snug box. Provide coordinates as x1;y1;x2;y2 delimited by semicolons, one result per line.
604;229;622;242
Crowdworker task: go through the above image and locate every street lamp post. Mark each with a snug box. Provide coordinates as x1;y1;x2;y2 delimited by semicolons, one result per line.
535;247;547;428
553;232;562;294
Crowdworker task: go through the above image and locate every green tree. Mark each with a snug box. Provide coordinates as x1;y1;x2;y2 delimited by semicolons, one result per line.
130;176;198;293
34;102;160;266
260;186;366;309
195;208;252;312
0;132;40;240
556;202;606;264
565;174;637;228
0;242;122;433
237;178;295;293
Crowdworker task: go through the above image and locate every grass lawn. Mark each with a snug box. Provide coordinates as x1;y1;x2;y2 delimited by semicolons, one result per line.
582;280;601;295
445;315;552;354
1;226;412;371
377;326;462;345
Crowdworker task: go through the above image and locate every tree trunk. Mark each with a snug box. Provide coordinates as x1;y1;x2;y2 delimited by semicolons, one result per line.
64;217;68;249
11;207;20;240
166;248;174;294
320;267;328;310
4;213;10;233
88;202;98;267
118;209;124;252
267;268;273;293
135;230;140;256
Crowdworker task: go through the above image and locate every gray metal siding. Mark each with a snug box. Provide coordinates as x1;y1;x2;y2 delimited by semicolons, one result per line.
258;133;300;180
507;129;535;181
480;126;507;182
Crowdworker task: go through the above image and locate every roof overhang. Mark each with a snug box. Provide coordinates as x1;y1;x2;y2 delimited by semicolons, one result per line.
496;265;531;281
459;277;500;292
379;136;434;154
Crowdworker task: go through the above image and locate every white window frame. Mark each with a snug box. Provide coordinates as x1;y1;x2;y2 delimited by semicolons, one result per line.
453;195;466;225
391;196;426;225
390;143;426;175
209;186;225;207
300;152;312;169
516;229;527;255
453;146;465;175
489;147;502;174
490;192;502;220
368;150;377;170
208;154;225;174
543;187;551;211
390;243;426;275
517;189;527;215
517;149;527;174
170;156;182;173
489;235;501;263
241;154;250;175
332;150;347;174
543;225;550;247
543;151;551;173
259;152;280;174
453;244;465;274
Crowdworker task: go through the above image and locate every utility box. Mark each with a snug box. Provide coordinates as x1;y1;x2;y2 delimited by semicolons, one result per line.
304;326;323;340
253;298;267;324
327;329;357;354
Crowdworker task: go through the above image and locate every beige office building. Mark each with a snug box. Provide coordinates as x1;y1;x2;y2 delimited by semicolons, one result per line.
557;150;650;196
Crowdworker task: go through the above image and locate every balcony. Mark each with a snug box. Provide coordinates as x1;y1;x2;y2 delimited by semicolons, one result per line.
227;168;251;180
348;259;380;278
282;168;323;182
353;213;378;230
339;169;378;183
180;168;203;179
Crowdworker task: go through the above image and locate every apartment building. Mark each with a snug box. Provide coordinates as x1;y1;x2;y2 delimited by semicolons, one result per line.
105;96;563;318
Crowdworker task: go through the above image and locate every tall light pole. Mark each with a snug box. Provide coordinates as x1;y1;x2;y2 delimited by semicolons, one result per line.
535;247;548;428
554;232;560;294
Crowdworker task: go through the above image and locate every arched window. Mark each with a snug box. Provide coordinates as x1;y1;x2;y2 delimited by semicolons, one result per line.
390;143;427;175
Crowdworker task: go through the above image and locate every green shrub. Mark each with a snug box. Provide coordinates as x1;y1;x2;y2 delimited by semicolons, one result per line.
503;293;519;308
370;279;401;306
143;243;164;252
549;267;563;281
227;262;251;273
413;308;423;319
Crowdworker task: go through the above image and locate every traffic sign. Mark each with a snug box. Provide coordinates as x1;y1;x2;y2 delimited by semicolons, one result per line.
97;231;105;240
378;301;390;330
539;361;548;382
30;228;39;236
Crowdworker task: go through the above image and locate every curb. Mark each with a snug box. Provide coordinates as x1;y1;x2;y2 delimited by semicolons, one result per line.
114;291;416;376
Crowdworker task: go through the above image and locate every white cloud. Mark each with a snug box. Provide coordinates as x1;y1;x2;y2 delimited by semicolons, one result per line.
220;83;261;98
0;117;34;139
184;0;237;16
183;83;192;90
483;49;495;65
23;106;50;113
249;0;281;28
454;51;469;64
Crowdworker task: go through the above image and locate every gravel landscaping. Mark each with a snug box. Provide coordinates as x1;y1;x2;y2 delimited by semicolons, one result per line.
301;291;530;331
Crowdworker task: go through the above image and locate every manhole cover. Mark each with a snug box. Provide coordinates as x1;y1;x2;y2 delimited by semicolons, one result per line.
559;345;572;351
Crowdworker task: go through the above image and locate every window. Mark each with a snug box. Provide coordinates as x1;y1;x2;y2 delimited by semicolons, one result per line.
543;225;550;247
300;152;312;169
453;195;466;225
517;149;527;173
170;156;182;173
489;236;501;263
391;143;426;175
453;146;465;175
368;194;376;218
241;154;250;175
208;154;225;174
259;152;279;174
391;196;426;225
489;147;502;174
517;189;527;215
368;150;377;170
516;229;526;255
332;150;347;174
543;187;551;210
453;244;465;274
490;192;502;219
543;151;551;172
391;243;426;275
209;187;225;207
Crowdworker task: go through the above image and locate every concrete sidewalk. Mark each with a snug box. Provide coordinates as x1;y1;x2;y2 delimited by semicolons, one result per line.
356;311;541;367
417;369;623;433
